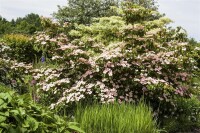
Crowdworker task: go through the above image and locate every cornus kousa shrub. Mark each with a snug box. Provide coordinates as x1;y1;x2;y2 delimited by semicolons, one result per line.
46;3;197;111
31;32;69;59
2;3;199;123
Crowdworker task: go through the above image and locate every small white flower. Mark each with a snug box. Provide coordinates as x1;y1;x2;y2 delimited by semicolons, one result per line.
41;41;47;45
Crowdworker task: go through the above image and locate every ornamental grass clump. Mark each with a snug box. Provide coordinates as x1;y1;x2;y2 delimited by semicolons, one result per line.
75;102;160;133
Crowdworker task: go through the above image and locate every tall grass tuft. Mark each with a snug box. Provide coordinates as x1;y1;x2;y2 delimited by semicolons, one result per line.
75;101;160;133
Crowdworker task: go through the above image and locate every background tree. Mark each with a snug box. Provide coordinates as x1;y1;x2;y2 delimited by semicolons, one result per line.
54;0;158;25
14;13;43;34
124;0;158;10
53;0;120;24
0;13;43;36
0;16;13;36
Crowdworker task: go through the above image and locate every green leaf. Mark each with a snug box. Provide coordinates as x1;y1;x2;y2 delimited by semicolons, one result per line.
8;127;20;133
0;123;10;129
0;92;13;103
0;99;4;106
26;116;39;131
67;122;85;133
18;107;26;116
17;98;24;106
0;111;9;117
0;101;7;109
0;115;6;123
10;110;19;115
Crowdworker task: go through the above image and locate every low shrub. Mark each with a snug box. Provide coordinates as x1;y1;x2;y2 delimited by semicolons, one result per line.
2;34;39;63
161;96;200;132
75;101;160;133
0;58;33;94
0;84;84;133
0;59;10;86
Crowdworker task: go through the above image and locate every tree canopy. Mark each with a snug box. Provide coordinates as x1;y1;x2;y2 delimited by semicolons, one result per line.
125;0;158;10
0;13;43;36
0;16;12;35
53;0;120;24
53;0;158;24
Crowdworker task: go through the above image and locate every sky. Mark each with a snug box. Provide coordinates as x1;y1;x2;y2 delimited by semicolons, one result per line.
157;0;200;41
0;0;199;41
0;0;67;19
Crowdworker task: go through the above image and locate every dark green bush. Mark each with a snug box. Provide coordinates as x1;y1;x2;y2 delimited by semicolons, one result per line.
0;59;10;86
161;96;200;132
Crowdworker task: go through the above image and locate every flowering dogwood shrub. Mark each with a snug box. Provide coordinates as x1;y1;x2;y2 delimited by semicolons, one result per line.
0;3;199;121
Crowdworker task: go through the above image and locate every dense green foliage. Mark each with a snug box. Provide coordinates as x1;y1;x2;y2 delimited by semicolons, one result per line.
0;17;12;35
127;0;158;10
54;0;120;24
162;96;200;132
1;34;39;63
0;85;84;133
75;102;159;133
14;13;43;34
53;0;158;24
0;13;43;36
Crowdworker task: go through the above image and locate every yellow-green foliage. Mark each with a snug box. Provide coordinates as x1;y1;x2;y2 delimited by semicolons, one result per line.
2;34;38;62
3;34;29;44
70;16;125;45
